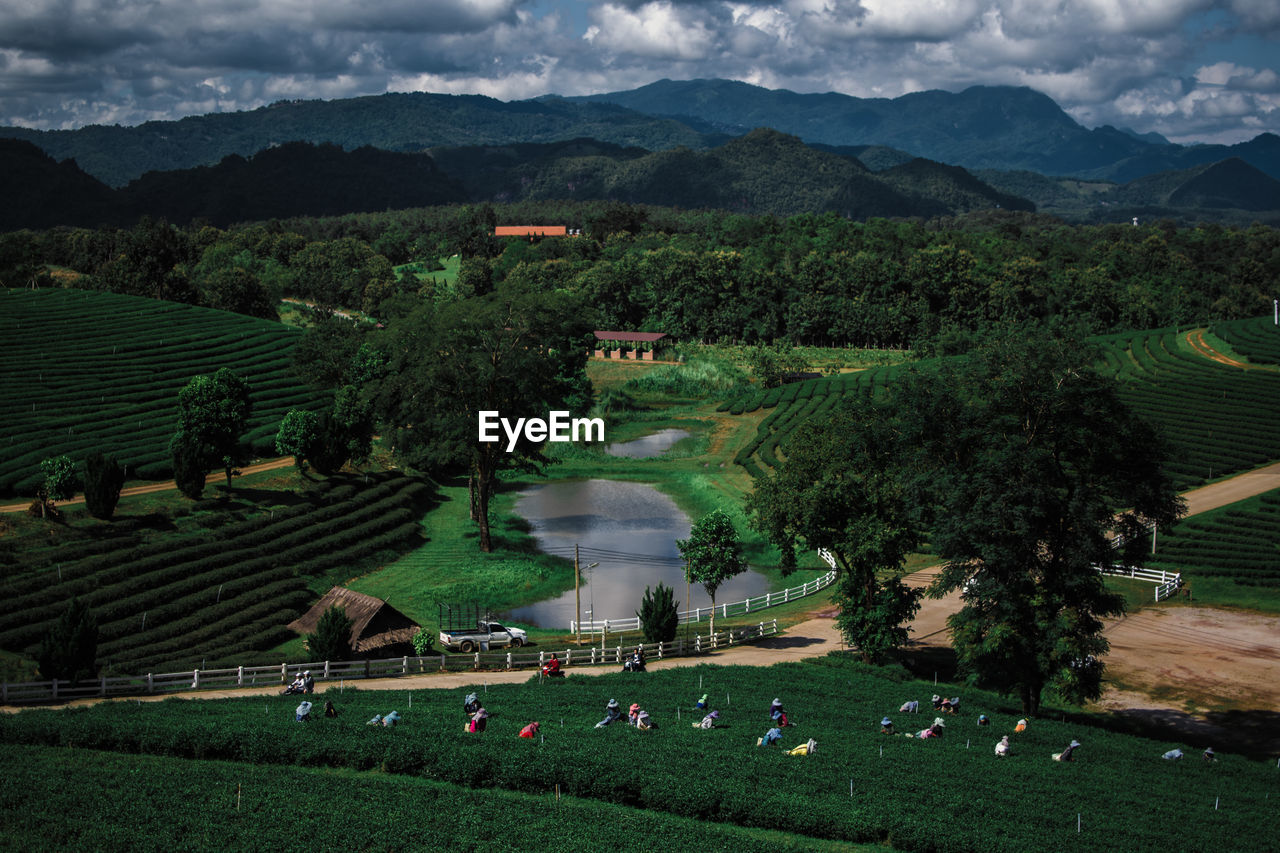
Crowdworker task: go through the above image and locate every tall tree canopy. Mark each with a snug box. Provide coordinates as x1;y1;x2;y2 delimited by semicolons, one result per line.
171;367;253;494
904;331;1184;714
677;509;747;637
373;283;593;551
747;395;922;662
37;598;99;684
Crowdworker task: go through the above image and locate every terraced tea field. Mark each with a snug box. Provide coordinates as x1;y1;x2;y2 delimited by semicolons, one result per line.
725;321;1280;492
1;657;1271;852
0;472;432;673
0;288;329;498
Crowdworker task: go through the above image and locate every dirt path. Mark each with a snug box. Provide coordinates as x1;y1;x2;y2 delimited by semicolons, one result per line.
24;617;847;711
1184;327;1279;372
0;457;296;514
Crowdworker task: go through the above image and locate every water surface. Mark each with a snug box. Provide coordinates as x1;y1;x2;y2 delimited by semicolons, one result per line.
604;428;690;458
504;478;771;628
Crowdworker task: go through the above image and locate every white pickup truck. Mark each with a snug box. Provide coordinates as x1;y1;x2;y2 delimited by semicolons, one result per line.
438;621;528;653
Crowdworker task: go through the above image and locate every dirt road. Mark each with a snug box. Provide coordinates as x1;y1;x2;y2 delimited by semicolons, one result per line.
0;457;296;514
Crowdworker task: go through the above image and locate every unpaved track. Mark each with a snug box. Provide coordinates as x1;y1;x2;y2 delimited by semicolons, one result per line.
0;457;296;513
27;618;847;711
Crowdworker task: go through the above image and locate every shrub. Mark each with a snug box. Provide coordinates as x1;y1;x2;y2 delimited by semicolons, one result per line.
636;582;679;644
307;605;354;661
82;452;125;520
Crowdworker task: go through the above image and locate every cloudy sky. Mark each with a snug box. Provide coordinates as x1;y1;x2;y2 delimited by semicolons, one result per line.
2;0;1276;144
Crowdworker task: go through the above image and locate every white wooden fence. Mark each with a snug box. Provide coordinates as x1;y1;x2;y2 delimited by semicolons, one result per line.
1096;564;1183;601
571;549;839;634
0;619;778;706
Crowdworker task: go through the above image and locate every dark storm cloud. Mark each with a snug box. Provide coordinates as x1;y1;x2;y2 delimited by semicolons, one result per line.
0;0;1274;144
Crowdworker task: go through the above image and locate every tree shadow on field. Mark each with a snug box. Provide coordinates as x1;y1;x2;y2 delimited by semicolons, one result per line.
208;486;314;509
1105;707;1280;757
753;635;828;650
891;642;960;684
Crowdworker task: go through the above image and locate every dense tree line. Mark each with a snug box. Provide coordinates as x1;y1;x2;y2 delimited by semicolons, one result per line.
3;203;1278;352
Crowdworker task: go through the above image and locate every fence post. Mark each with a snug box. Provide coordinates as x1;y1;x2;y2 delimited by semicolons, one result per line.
591;648;597;664
2;682;6;703
759;621;765;637
281;662;288;682
784;588;789;602
364;660;371;679
100;674;107;696
237;666;244;686
506;652;513;669
565;650;572;667
147;673;153;694
695;635;701;653
657;642;663;660
192;669;200;689
51;679;57;700
745;598;750;614
473;652;480;670
323;661;330;679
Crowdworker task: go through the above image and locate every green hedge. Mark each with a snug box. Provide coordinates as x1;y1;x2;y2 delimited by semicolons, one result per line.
0;657;1269;852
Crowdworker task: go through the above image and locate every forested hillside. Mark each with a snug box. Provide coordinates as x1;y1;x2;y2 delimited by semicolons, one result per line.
0;92;722;188
5;203;1276;354
0;132;1031;230
979;158;1280;226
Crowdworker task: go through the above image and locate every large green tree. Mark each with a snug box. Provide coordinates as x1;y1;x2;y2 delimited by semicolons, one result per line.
677;510;747;637
904;331;1184;715
33;455;76;519
747;395;922;662
81;452;125;520
374;283;593;551
37;598;99;684
171;368;253;494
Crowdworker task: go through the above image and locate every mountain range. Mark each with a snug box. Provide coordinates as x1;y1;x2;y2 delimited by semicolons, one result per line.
3;78;1278;229
0;130;1033;230
569;79;1280;184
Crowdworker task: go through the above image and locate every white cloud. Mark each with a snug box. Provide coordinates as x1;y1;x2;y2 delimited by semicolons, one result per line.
0;0;1274;144
584;2;719;60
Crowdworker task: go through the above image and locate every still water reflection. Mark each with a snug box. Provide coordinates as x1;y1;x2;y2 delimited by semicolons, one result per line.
504;479;771;628
604;428;690;458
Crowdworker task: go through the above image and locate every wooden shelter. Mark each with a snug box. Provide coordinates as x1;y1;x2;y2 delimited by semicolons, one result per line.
287;587;420;654
593;330;670;360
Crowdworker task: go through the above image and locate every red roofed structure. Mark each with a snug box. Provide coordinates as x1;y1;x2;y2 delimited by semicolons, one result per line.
494;225;573;238
593;330;670;360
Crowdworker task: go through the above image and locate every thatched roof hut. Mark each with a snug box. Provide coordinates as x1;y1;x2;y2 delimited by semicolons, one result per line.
287;587;420;654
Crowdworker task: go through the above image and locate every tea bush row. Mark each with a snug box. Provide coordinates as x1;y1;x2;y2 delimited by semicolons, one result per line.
1150;490;1280;589
0;744;845;853
0;288;329;497
0;473;431;672
3;658;1272;852
1094;328;1280;490
1212;316;1280;366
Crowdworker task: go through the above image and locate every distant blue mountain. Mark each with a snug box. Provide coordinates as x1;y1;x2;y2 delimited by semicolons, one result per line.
568;79;1280;182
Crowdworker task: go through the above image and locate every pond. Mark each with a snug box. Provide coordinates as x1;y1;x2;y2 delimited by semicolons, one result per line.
504;478;773;629
604;428;690;458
